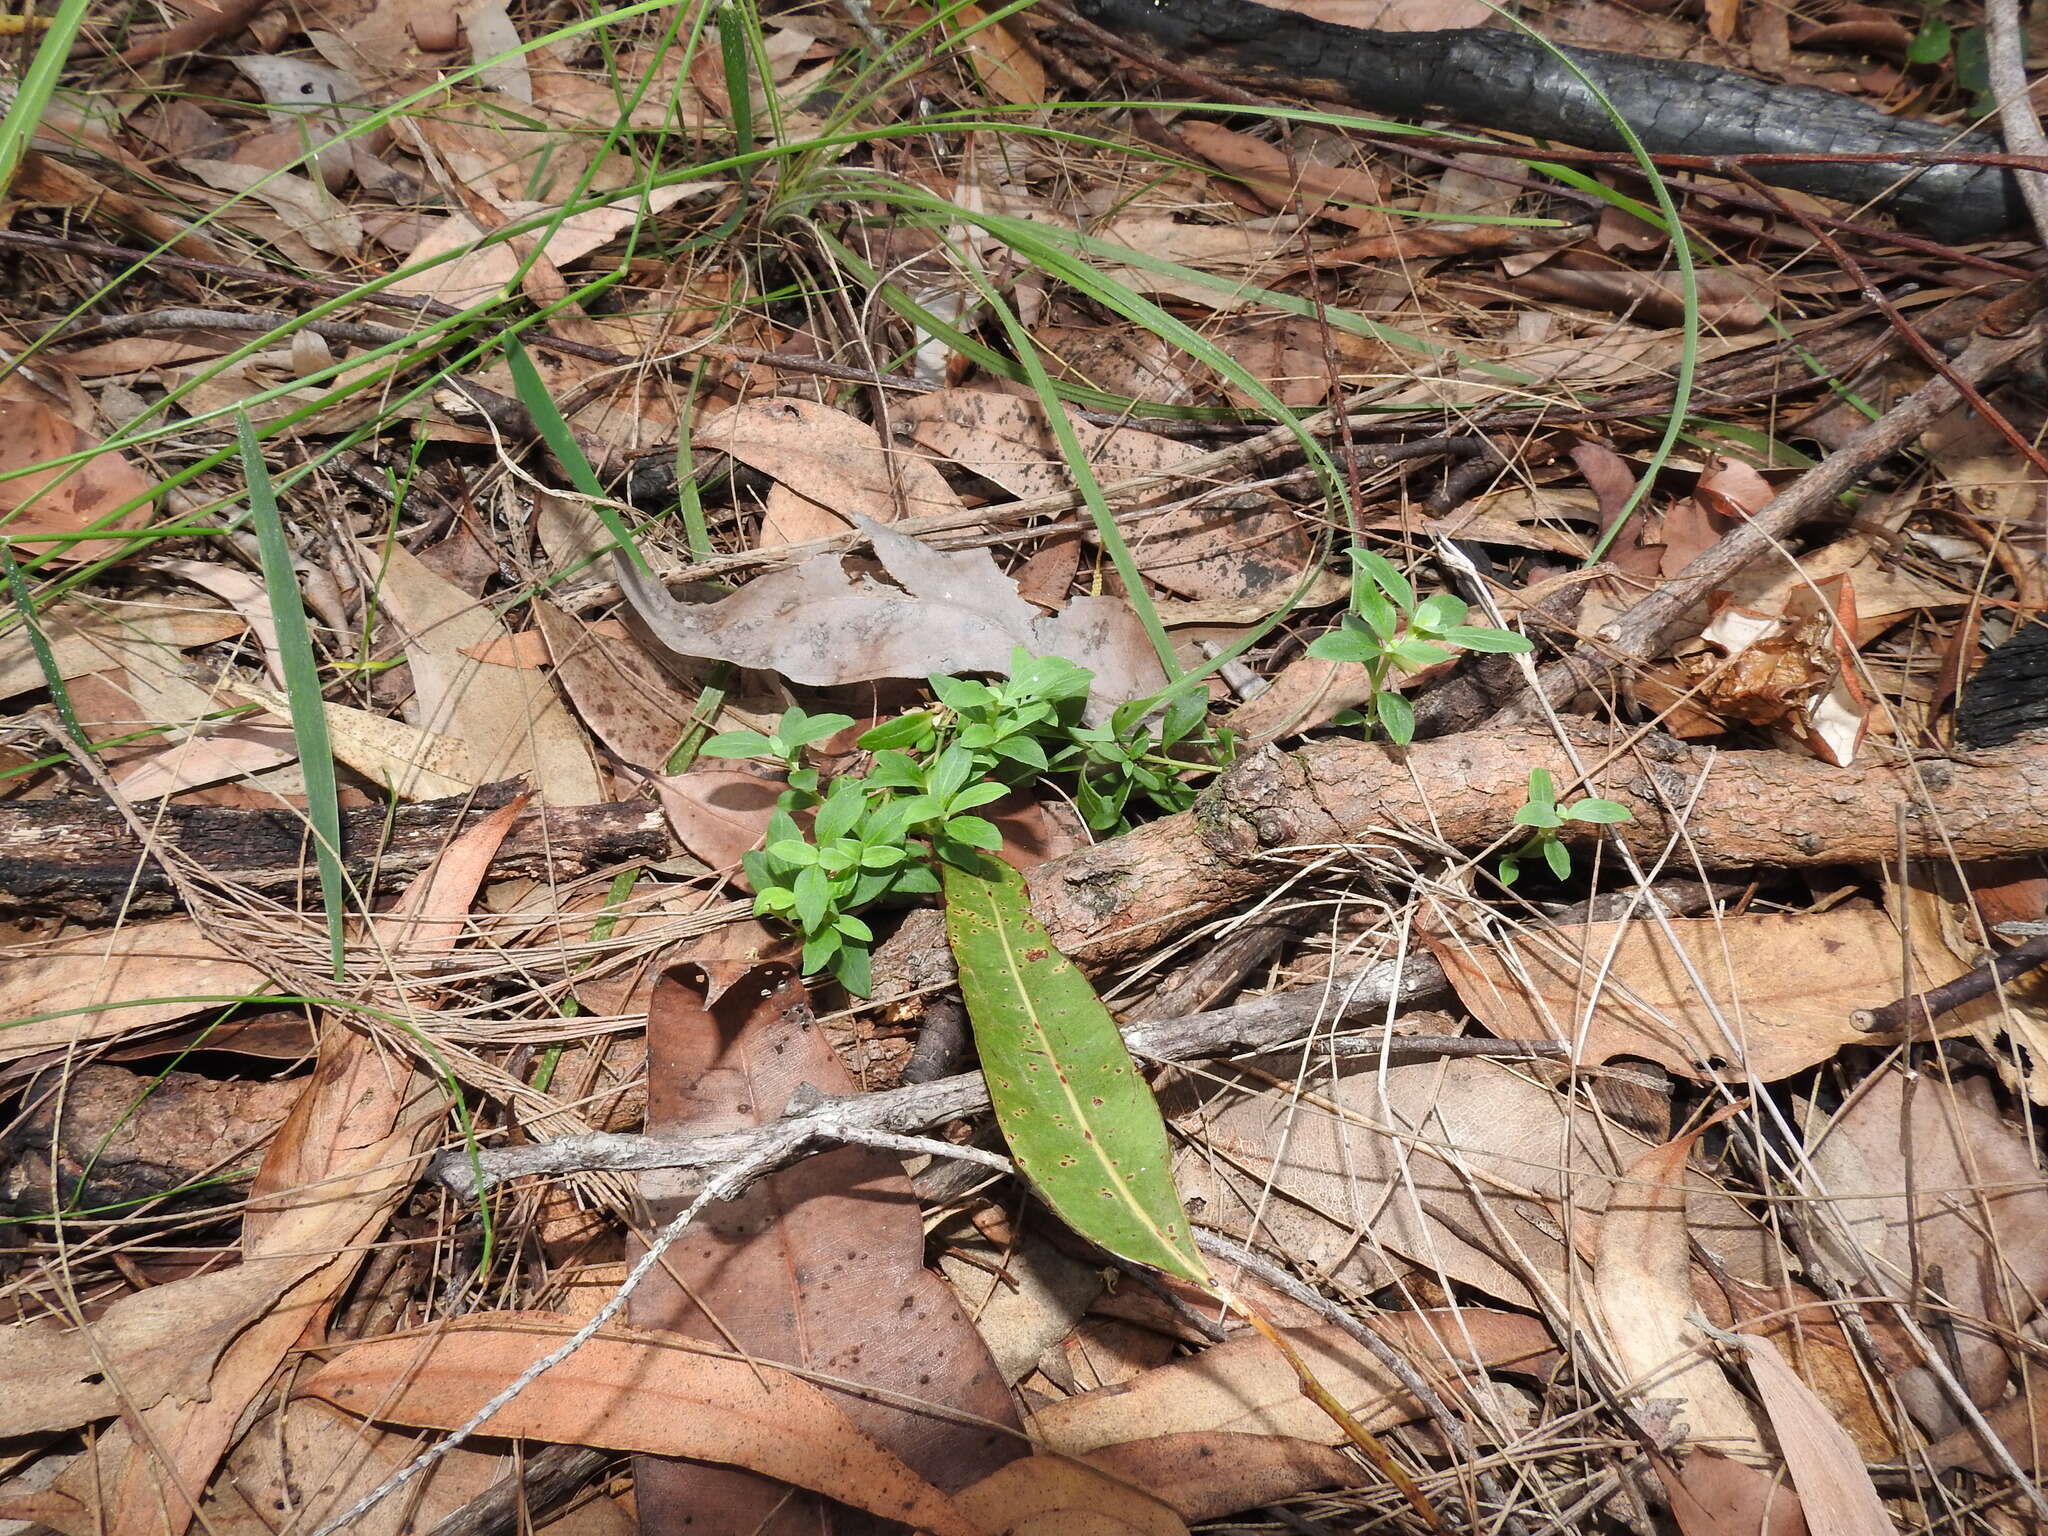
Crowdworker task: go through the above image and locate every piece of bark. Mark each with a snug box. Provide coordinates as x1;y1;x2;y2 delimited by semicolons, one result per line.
1021;724;2048;966
0;783;668;915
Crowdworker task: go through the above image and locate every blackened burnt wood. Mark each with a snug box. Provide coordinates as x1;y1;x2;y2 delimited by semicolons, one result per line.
1959;623;2048;748
0;784;670;916
1070;0;2023;237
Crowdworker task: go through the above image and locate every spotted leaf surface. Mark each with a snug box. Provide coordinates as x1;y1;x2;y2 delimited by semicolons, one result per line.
943;855;1208;1284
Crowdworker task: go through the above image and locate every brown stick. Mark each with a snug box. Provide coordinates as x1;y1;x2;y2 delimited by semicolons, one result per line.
1494;315;2048;725
117;0;275;66
1853;932;2048;1034
1023;724;2048;965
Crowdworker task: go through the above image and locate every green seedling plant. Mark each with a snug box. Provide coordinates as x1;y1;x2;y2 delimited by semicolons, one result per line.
1309;547;1534;745
702;651;1228;993
1498;768;1634;885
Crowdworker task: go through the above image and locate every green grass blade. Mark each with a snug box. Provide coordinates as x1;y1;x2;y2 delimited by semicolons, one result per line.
238;415;347;980
943;854;1208;1284
1476;3;1701;563
503;339;647;571
0;0;96;200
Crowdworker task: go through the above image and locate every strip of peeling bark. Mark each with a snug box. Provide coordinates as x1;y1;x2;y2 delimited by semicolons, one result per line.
1023;725;2048;965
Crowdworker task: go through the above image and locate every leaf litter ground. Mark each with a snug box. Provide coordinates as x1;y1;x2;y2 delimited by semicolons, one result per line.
5;0;2048;1531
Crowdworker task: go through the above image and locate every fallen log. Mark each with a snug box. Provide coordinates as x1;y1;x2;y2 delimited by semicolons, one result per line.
1067;0;2025;236
1023;725;2048;965
0;784;669;915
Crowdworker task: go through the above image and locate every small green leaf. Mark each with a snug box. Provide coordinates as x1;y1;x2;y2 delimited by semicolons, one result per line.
1498;853;1524;886
1512;804;1563;829
1543;836;1573;881
1306;630;1377;666
831;941;872;996
812;781;866;842
925;744;975;802
1527;769;1556;806
1387;640;1453;672
1566;798;1634;825
1374;690;1415;746
780;710;855;749
1908;14;1952;63
1441;625;1534;654
946;780;1010;813
993;734;1049;771
941;813;1003;850
1355;589;1400;643
932;674;996;713
944;856;1210;1285
701;729;773;759
792;864;829;930
1411;592;1468;632
858;713;935;752
801;927;843;974
1350;549;1414;612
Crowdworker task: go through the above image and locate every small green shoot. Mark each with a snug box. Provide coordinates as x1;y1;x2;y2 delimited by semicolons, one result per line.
704;651;1227;993
1498;768;1634;885
1309;548;1532;746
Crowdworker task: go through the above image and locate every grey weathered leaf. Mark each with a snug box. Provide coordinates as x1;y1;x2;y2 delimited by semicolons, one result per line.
617;519;1165;704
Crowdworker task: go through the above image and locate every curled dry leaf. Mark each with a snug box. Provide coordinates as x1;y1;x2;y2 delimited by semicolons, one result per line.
371;542;603;799
692;397;965;548
647;769;782;872
192;1398;631;1536
1429;909;1976;1081
1683;575;1870;764
182;159;365;257
1029;1313;1555;1453
0;372;156;562
0;919;278;1064
896;388;1313;603
1173;120;1393;233
0;596;241;700
531;604;696;773
1805;1066;2048;1417
301;1313;992;1536
1595;1114;1771;1460
1174;1058;1781;1311
940;1233;1104;1384
1509;264;1774;331
616;518;1166;705
631;962;1019;1531
1718;1330;1892;1536
953;1454;1187;1536
1079;1432;1358;1522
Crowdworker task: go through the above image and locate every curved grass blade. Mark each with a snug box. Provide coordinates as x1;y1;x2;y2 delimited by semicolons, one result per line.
942;854;1207;1285
239;415;347;980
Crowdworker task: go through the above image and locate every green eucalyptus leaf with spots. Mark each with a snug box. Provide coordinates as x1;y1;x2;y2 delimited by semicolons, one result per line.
942;854;1209;1285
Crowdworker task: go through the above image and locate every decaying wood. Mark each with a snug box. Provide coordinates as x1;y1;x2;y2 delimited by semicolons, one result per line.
0;784;669;915
1023;725;2048;965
